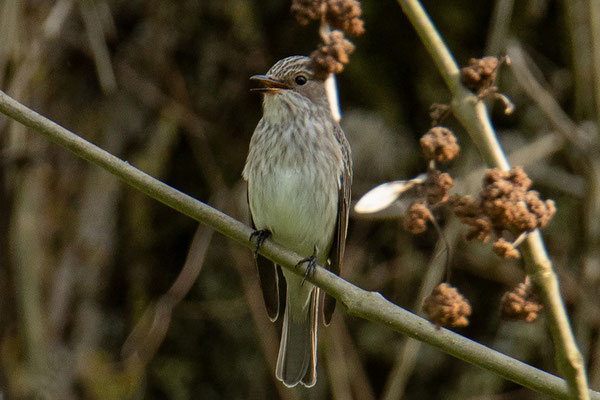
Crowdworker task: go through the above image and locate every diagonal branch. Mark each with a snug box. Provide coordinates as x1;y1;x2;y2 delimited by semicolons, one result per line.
0;89;599;399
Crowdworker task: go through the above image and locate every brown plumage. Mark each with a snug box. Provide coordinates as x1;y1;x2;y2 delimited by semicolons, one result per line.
243;56;352;387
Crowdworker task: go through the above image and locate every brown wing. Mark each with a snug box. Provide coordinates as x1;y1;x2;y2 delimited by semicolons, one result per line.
248;193;280;321
323;123;352;325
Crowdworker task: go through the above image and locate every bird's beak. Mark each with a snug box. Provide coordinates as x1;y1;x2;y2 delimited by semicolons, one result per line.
250;75;290;93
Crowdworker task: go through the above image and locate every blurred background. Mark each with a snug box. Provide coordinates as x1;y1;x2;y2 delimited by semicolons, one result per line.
1;0;599;399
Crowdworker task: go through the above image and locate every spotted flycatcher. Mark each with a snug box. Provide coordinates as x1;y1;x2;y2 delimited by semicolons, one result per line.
243;56;352;387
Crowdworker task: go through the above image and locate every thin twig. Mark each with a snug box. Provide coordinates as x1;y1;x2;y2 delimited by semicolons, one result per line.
485;0;515;56
121;218;216;365
507;42;595;153
563;0;594;119
9;166;50;377
395;1;590;398
325;313;376;400
78;0;117;93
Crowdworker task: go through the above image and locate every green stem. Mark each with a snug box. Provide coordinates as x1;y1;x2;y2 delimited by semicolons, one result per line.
396;0;460;93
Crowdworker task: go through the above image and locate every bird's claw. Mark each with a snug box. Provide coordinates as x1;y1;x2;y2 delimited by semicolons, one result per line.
297;246;318;286
250;229;271;257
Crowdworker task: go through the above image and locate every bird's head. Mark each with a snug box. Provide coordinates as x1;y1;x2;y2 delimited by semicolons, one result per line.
251;56;328;109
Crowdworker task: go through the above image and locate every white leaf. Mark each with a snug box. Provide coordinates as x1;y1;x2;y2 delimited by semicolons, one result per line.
354;176;425;214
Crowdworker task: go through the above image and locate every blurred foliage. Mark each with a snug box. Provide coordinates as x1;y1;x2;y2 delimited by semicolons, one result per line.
0;0;599;399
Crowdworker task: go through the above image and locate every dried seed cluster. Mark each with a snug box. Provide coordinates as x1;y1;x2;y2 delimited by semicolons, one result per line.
311;30;355;76
424;169;453;205
291;0;364;76
291;0;322;25
461;56;499;93
420;127;460;163
481;167;555;232
403;127;457;235
500;278;543;322
325;0;364;36
403;203;433;234
423;283;472;328
400;55;547;332
402;171;453;235
492;238;520;259
450;167;556;258
291;0;364;35
449;195;490;242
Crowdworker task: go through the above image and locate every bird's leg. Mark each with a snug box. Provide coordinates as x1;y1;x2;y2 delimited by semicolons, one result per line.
250;229;271;257
297;246;318;286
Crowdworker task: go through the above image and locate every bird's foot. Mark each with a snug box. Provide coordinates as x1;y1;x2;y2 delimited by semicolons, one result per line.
250;229;271;257
297;246;318;286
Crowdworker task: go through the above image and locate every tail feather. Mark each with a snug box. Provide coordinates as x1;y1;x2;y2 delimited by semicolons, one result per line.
276;281;318;387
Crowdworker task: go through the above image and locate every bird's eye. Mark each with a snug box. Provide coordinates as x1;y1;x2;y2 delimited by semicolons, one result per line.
295;75;308;85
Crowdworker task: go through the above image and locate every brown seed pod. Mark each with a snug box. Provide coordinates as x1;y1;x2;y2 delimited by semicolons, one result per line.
500;278;542;322
425;169;453;205
291;0;323;25
423;283;472;328
448;194;492;243
325;0;365;36
480;167;556;234
420;127;459;163
461;56;499;93
403;202;432;234
492;237;521;259
310;30;355;77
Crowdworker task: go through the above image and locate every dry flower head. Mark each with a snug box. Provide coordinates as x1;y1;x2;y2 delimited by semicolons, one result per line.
449;194;492;242
450;167;555;259
500;278;542;322
291;0;323;25
311;30;355;77
420;127;459;163
461;56;499;93
403;202;432;234
326;0;364;36
425;169;453;205
291;0;365;36
423;283;472;328
492;237;521;259
481;167;556;233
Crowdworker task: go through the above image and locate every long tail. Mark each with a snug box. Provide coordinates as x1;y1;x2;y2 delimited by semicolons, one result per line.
276;273;318;387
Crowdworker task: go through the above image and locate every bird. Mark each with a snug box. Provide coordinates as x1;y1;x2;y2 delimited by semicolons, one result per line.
242;55;352;387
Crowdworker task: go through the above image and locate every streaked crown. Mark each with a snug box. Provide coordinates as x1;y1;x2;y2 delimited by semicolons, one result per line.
265;56;315;81
262;56;328;109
